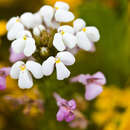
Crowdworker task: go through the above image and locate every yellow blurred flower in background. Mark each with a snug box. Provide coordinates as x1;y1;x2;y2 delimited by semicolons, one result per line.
92;86;130;130
44;0;83;10
0;20;7;36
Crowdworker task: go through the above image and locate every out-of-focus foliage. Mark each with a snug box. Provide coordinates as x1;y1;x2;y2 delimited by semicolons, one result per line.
74;0;128;87
0;68;44;130
92;86;130;130
0;0;129;130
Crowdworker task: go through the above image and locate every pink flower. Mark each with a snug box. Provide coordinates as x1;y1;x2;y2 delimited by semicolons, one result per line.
9;48;25;63
0;67;10;90
54;93;76;122
70;72;106;100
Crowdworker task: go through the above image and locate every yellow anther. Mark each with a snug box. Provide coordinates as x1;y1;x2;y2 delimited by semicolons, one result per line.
23;35;27;40
82;28;86;32
55;7;59;10
16;19;20;23
20;65;26;71
55;57;61;64
61;30;65;35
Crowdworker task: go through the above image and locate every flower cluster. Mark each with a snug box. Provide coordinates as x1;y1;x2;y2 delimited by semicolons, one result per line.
5;1;104;123
6;1;100;89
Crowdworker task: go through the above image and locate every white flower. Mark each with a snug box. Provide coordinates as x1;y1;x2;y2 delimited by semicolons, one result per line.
33;13;43;26
6;17;24;40
73;18;100;51
20;12;36;29
42;51;75;80
39;5;55;28
39;1;74;28
10;61;43;89
53;25;77;51
11;30;36;57
33;25;45;36
54;1;75;22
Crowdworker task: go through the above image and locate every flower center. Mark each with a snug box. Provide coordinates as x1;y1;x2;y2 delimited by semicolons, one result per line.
20;65;26;71
23;35;27;40
55;7;59;10
16;18;20;23
82;28;86;32
60;30;65;35
55;57;61;64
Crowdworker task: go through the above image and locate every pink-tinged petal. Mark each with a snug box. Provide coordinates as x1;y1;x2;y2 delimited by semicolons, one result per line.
0;67;11;76
88;42;96;52
65;113;75;122
67;47;80;55
9;48;25;63
56;109;65;122
70;74;89;85
61;106;69;117
85;84;103;100
68;100;76;110
53;92;67;106
0;77;6;90
92;72;106;85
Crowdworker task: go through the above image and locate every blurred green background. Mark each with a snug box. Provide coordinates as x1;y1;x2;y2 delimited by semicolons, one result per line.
0;0;129;130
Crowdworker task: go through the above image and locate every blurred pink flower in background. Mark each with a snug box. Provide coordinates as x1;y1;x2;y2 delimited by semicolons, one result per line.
0;67;10;90
70;72;106;100
54;92;76;122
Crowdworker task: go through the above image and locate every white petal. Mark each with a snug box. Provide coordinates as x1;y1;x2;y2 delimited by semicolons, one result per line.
42;56;55;76
39;25;45;31
33;13;42;26
56;62;70;80
26;61;43;79
53;33;66;51
58;25;74;34
11;39;25;54
33;27;40;36
33;25;45;36
18;70;33;89
20;12;35;29
73;18;86;32
62;33;77;49
24;38;36;57
16;30;32;39
10;61;24;79
6;17;18;31
86;26;100;42
39;5;54;25
57;51;75;66
55;9;74;22
7;22;24;40
76;31;92;51
49;21;60;29
54;1;69;10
